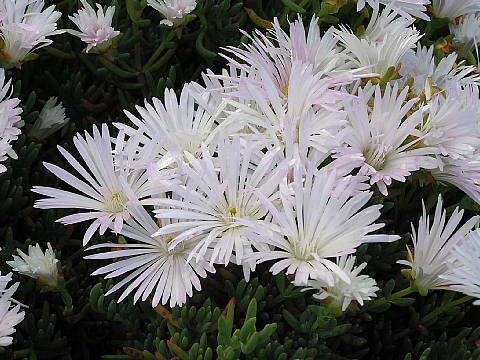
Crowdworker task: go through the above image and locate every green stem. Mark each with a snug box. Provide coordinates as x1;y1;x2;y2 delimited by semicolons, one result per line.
44;46;76;60
389;287;415;301
143;31;176;71
146;48;176;72
420;295;473;324
58;285;73;315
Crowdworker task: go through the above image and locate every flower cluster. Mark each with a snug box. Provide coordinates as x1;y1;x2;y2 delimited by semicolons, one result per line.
2;0;480;348
30;5;480;312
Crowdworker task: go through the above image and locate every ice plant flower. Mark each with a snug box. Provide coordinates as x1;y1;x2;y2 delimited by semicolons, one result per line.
248;164;399;287
431;0;480;20
117;83;233;171
0;272;24;347
32;124;153;245
305;255;379;312
356;0;430;20
430;155;480;205
441;230;480;305
7;243;60;289
334;7;421;76
68;0;120;53
420;92;480;160
0;0;63;67
398;195;479;295
223;61;348;165
400;46;479;95
30;97;69;140
0;69;22;173
147;0;197;27
450;14;480;53
85;204;215;307
334;83;437;195
151;138;284;280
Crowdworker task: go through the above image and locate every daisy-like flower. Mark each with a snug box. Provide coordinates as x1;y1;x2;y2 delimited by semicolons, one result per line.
431;0;480;20
450;14;480;53
0;272;25;347
219;16;364;109
147;0;197;27
85;204;215;307
248;164;399;287
30;97;69;140
0;68;22;174
32;124;154;245
398;195;479;295
334;83;437;195
223;61;348;165
400;46;480;95
0;0;63;67
356;0;430;20
334;7;421;76
7;243;60;289
117;82;232;172
430;155;480;204
68;0;120;53
420;91;480;160
151;137;284;279
441;230;480;305
305;255;379;312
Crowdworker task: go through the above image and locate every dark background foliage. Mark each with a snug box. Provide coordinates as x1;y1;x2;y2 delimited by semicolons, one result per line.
0;0;479;359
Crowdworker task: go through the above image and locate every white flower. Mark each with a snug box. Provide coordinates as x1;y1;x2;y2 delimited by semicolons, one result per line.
248;164;399;287
450;14;480;53
432;0;480;20
441;230;480;305
356;0;430;20
0;68;22;173
30;97;69;140
400;46;480;95
68;0;120;53
420;91;480;160
147;0;197;27
305;255;379;311
430;155;480;204
223;61;348;165
334;7;421;76
150;137;284;280
334;83;437;195
85;204;215;307
398;195;479;295
32;124;154;245
0;0;63;66
117;83;232;172
7;243;60;289
219;16;363;108
0;272;25;347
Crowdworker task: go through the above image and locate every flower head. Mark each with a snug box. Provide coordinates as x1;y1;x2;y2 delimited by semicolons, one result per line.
0;272;25;347
85;204;215;307
30;97;69;140
306;255;379;312
68;0;120;53
7;243;60;289
398;195;479;295
0;0;63;67
432;0;480;20
32;124;154;245
356;0;430;20
0;68;22;173
334;83;437;195
334;7;421;76
249;164;399;287
147;0;197;27
441;230;480;305
151;137;284;280
450;14;480;53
